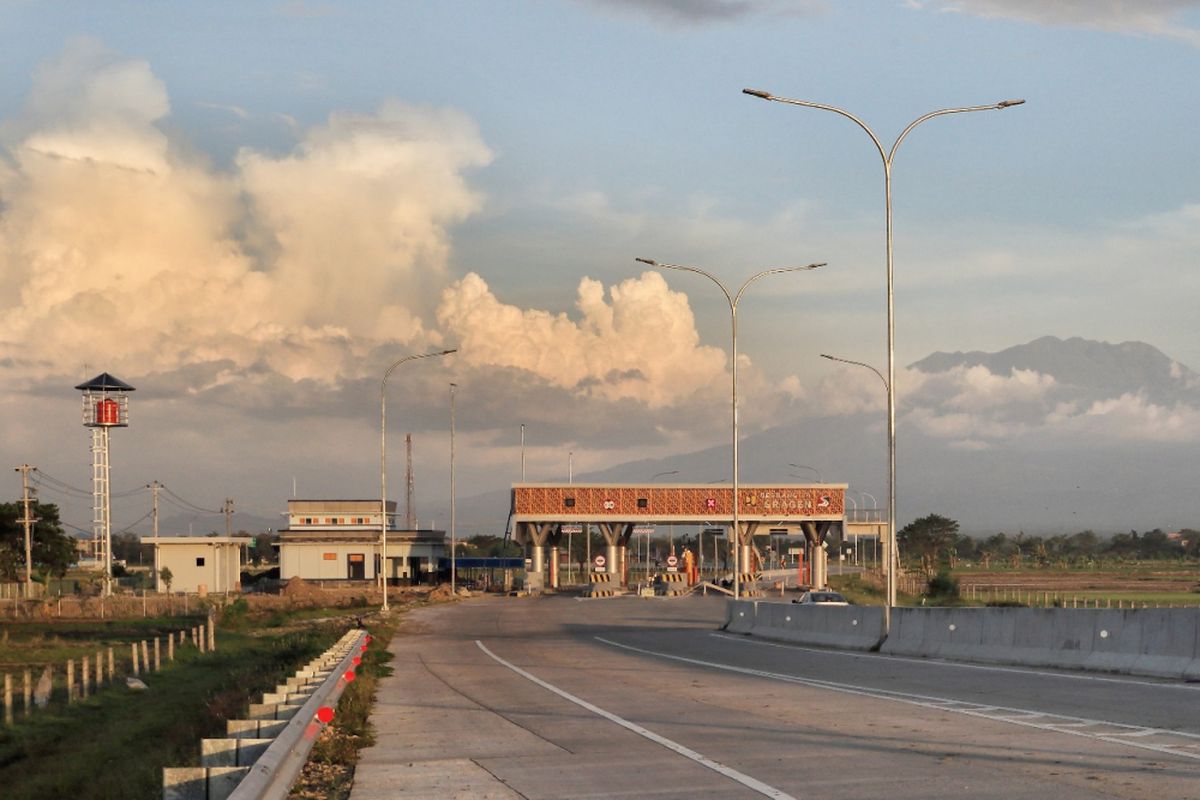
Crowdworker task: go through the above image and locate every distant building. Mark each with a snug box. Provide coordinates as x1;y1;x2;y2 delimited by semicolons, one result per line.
277;499;446;585
142;536;250;594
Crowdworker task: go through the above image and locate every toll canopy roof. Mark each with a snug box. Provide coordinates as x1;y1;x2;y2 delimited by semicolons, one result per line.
75;372;135;392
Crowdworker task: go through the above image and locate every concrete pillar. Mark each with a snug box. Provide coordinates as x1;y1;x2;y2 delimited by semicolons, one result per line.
549;546;559;589
605;543;619;579
531;544;544;575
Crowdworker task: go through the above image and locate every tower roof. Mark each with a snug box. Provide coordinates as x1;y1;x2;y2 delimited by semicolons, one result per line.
74;372;136;392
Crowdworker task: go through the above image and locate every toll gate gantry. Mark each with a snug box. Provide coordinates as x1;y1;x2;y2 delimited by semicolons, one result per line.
510;483;846;591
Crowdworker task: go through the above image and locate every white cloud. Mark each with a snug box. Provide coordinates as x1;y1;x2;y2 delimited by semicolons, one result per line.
436;271;728;407
0;41;491;387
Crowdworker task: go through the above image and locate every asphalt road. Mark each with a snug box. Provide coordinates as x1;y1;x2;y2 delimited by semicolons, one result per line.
350;595;1200;799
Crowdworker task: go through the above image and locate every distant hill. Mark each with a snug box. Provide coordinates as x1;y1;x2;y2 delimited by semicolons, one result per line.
911;336;1200;406
457;336;1200;536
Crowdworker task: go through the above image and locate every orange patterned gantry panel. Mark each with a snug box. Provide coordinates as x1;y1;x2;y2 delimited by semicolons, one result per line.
512;484;844;520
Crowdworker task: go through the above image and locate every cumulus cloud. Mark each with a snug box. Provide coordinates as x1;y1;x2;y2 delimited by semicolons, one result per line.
0;40;490;387
911;0;1200;46
0;39;761;443
436;271;727;407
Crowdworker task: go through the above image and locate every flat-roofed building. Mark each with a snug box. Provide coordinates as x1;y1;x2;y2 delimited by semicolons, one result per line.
143;536;250;594
277;499;446;585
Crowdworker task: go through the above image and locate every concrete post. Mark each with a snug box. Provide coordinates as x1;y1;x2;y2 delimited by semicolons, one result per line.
141;640;150;672
108;647;114;678
66;660;75;702
154;637;161;671
131;642;140;676
4;674;11;725
95;650;102;687
23;669;31;716
81;656;89;698
207;617;215;652
168;634;175;661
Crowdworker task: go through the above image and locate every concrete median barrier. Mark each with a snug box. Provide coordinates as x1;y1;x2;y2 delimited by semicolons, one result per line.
732;601;1200;680
725;600;884;651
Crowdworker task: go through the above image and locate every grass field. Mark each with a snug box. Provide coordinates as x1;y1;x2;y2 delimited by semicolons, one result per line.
0;608;345;800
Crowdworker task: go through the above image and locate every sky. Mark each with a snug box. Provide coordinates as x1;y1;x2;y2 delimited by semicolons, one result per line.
1;1;1199;536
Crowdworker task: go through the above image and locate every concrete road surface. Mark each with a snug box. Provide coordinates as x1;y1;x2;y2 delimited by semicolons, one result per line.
350;595;1200;799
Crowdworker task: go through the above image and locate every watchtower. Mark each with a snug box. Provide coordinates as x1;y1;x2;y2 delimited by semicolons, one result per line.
76;372;135;596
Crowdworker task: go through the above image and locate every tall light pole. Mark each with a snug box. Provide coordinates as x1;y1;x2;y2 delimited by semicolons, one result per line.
635;257;825;600
380;348;456;611
450;382;457;595
568;451;573;484
745;88;1023;629
520;423;526;482
821;353;893;610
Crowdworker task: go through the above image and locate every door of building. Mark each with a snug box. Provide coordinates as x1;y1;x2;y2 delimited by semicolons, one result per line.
348;553;366;580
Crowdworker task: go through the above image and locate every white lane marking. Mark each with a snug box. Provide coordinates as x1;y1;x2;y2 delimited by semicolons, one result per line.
595;636;1200;762
474;640;796;800
711;631;1200;692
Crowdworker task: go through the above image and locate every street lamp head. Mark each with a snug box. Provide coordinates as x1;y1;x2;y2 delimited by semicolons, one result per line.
742;88;772;100
820;353;835;361
635;257;658;266
996;99;1026;109
441;348;458;356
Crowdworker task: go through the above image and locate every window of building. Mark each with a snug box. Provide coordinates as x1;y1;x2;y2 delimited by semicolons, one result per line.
637;498;648;508
195;557;205;567
564;497;575;508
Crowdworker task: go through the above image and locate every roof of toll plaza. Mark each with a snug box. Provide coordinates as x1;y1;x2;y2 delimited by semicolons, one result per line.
510;483;847;525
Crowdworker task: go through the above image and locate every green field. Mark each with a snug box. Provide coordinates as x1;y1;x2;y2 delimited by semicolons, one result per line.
0;609;345;800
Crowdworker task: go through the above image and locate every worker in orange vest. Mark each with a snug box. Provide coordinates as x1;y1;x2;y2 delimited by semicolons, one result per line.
683;548;697;585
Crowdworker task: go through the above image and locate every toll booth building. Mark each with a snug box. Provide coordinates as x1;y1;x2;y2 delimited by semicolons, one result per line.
277;499;446;585
142;536;250;594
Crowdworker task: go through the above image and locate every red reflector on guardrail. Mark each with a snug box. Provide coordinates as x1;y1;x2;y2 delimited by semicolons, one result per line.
352;656;361;666
316;706;335;723
344;670;356;682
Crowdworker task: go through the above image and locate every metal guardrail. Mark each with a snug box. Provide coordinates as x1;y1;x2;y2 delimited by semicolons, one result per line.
163;628;369;800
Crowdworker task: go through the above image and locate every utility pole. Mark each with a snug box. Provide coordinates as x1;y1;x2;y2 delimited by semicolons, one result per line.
15;465;38;598
404;434;415;530
147;481;162;537
450;383;457;594
223;498;234;537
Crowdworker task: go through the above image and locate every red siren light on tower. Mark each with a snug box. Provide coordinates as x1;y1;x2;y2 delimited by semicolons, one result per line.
77;372;135;427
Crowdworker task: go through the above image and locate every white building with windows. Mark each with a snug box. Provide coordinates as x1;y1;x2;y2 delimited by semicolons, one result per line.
143;536;250;594
277;499;446;585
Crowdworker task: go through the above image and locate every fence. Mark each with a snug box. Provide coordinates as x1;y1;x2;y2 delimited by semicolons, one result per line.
2;616;216;726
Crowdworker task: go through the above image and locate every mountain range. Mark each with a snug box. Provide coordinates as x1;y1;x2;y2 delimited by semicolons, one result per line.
458;336;1200;536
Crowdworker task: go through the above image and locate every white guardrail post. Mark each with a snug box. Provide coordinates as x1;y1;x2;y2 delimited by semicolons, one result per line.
163;628;370;800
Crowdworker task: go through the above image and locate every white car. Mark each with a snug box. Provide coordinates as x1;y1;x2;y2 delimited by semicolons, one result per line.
792;590;849;606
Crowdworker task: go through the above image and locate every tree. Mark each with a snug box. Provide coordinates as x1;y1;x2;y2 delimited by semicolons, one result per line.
159;566;174;593
897;514;960;575
0;501;76;581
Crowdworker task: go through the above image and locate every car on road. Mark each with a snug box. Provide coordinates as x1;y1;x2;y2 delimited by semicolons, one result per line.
792;590;849;605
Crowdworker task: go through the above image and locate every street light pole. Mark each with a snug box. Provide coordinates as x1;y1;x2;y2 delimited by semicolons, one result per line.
450;382;457;595
635;257;825;600
745;88;1023;630
381;348;456;612
520;423;526;482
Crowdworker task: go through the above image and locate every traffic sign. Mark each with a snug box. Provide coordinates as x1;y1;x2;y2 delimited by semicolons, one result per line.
593;554;607;572
666;554;679;573
560;524;582;534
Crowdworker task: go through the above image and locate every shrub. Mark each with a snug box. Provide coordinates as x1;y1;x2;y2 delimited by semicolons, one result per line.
927;570;960;598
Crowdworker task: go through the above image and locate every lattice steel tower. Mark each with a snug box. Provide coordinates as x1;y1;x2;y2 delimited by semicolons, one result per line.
76;372;135;597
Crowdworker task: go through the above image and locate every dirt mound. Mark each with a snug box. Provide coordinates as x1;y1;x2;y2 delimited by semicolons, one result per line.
282;576;330;602
428;583;456;601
